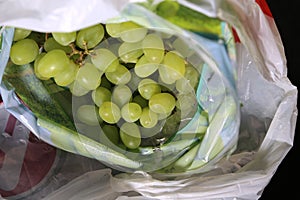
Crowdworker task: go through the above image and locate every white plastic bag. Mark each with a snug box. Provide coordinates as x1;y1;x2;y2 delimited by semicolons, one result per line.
0;0;297;199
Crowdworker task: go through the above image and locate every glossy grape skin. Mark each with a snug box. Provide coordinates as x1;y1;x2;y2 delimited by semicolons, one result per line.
134;55;159;78
52;31;76;46
76;105;100;126
54;60;79;87
91;48;119;72
92;86;112;107
44;37;72;53
75;62;102;90
111;85;132;108
98;101;121;124
13;28;31;41
118;41;143;63
162;51;186;80
34;52;49;80
119;21;148;43
149;93;176;114
120;122;141;149
76;24;104;49
10;38;39;65
142;33;165;64
138;78;161;100
36;49;70;78
121;102;142;123
139;107;158;128
105;64;131;85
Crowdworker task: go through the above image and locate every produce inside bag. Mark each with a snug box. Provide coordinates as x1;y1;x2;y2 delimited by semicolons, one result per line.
0;1;240;176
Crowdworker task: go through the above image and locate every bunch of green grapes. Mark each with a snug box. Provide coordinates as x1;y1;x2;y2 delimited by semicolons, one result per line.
9;21;202;151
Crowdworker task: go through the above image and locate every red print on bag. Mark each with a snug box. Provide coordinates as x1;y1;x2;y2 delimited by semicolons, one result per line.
0;103;57;198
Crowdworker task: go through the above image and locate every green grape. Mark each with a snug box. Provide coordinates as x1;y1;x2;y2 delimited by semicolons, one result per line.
69;80;90;96
76;24;104;49
43;37;72;53
175;64;200;93
158;65;176;84
34;52;49;80
36;49;70;78
52;31;76;46
132;95;148;108
10;38;39;65
75;62;102;90
13;28;31;41
119;21;148;43
138;78;161;100
76;104;100;126
101;125;119;145
105;23;122;38
54;60;79;87
98;101;121;124
139;107;158;128
121;102;142;122
162;51;186;80
92;86;112;107
134;55;159;78
142;33;164;64
91;48;119;72
120;122;141;149
111;85;132;108
149;93;176;114
118;41;143;63
105;64;131;85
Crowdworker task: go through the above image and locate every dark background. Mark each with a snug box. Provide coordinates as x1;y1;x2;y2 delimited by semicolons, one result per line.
260;1;298;199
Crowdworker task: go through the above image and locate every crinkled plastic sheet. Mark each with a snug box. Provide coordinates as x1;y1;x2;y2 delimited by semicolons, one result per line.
0;0;297;199
0;1;240;175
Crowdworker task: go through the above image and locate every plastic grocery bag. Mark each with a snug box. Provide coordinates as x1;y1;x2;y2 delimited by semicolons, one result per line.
0;0;297;200
0;0;240;176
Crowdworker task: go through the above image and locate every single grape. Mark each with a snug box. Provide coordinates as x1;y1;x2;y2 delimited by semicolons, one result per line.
44;37;72;53
36;49;70;78
69;80;90;96
98;101;121;124
139;107;158;128
158;65;176;85
111;85;132;108
34;52;49;80
13;28;31;41
105;22;122;38
162;51;186;80
121;102;142;122
54;60;79;87
52;31;76;46
120;122;141;149
92;86;112;107
118;41;143;63
138;78;161;100
105;64;131;85
75;62;102;90
134;55;159;78
149;93;176;114
76;104;100;126
76;24;104;49
101;125;119;145
91;48;119;72
10;38;39;65
119;21;148;43
142;33;164;64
